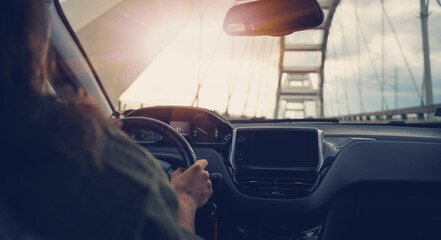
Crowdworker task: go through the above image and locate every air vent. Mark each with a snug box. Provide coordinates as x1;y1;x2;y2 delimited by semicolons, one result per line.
234;169;318;199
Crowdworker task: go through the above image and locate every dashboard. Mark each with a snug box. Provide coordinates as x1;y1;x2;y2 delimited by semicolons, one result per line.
126;106;233;145
122;106;441;240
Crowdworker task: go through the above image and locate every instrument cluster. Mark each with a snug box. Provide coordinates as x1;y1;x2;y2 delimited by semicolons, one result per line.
126;106;233;145
168;114;232;144
189;115;232;144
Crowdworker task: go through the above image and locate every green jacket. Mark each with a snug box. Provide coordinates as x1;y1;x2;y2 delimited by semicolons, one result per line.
0;97;202;240
102;120;203;240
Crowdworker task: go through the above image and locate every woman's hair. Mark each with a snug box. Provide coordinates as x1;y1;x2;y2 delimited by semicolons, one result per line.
0;0;50;109
0;2;115;236
0;0;106;168
0;0;99;111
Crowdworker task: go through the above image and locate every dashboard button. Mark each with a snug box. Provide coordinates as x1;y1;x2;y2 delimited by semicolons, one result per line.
236;132;252;145
236;151;249;165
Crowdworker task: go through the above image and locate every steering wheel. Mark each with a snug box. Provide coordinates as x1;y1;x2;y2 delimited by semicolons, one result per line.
120;116;197;168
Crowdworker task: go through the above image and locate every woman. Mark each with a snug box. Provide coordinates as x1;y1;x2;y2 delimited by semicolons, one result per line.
0;0;212;239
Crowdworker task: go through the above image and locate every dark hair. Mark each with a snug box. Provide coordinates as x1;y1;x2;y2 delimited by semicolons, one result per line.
0;0;50;109
0;0;109;162
0;0;106;165
0;1;114;237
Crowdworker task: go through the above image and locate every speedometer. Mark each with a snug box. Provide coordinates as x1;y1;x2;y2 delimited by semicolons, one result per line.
190;115;219;143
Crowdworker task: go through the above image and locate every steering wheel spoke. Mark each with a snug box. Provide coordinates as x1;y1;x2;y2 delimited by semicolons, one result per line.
120;117;196;168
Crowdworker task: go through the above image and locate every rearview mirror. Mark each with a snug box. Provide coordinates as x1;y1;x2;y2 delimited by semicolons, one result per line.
223;0;324;36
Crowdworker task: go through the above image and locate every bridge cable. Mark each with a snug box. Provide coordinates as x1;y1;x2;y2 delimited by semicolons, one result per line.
253;38;274;117
330;33;341;116
351;0;389;110
262;38;280;117
243;37;269;117
354;0;365;113
327;33;339;117
381;0;386;111
254;38;278;117
381;4;423;105
339;23;351;115
241;37;257;116
225;37;251;115
341;20;364;115
191;31;224;107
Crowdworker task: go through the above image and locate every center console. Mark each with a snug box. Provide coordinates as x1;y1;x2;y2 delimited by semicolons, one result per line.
226;127;325;239
229;127;324;198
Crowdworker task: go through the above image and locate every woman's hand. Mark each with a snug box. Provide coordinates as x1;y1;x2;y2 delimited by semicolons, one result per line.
171;159;213;232
171;159;213;209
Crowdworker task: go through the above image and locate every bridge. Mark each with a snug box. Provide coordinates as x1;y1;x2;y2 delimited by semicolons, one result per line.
275;0;439;122
60;0;440;122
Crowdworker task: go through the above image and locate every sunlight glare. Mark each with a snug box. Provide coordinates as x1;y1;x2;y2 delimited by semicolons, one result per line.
120;0;280;119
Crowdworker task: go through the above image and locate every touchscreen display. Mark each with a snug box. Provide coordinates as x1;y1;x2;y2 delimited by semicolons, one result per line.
250;130;318;168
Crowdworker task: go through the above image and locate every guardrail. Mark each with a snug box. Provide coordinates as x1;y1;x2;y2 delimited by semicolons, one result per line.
333;104;441;122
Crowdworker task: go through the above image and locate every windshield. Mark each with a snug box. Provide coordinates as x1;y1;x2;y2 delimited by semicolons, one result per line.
59;0;441;122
